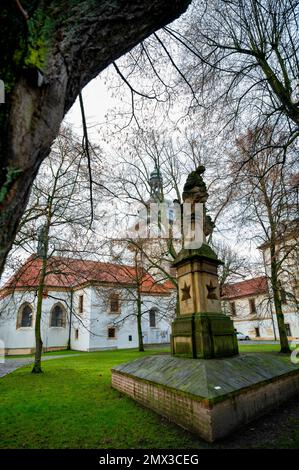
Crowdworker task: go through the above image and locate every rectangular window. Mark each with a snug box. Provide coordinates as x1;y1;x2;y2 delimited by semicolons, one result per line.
110;293;120;313
230;302;236;316
108;327;116;339
79;295;84;314
75;329;79;340
128;335;132;342
249;298;256;314
285;323;292;336
255;327;260;338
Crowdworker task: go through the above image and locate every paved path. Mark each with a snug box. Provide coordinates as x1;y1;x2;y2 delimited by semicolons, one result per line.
0;354;83;378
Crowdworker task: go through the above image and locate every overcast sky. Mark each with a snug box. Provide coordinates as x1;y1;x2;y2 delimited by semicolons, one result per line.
65;71;116;140
63;72;263;274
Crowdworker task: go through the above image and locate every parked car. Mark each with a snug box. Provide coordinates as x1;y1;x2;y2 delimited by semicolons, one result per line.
236;331;250;341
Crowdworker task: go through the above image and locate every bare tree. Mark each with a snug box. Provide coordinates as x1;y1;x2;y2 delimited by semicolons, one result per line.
8;128;97;372
0;0;191;276
170;1;299;143
213;241;249;292
229;125;298;352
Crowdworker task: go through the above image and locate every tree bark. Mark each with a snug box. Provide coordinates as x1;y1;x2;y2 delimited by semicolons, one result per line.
32;268;45;373
32;253;48;373
270;244;291;354
136;282;144;352
259;171;291;354
0;0;190;277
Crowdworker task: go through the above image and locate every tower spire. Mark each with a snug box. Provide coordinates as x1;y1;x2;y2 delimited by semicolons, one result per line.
149;165;163;202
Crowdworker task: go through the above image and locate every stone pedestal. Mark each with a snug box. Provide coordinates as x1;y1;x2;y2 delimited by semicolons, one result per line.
171;312;238;359
112;353;299;442
171;244;238;359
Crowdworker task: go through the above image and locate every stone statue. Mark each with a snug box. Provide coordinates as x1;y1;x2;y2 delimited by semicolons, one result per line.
182;165;208;203
182;165;215;240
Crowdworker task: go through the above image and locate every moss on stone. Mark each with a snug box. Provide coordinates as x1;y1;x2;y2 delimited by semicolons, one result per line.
24;9;53;71
173;244;222;266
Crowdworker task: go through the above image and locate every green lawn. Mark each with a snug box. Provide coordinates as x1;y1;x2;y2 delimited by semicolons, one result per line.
239;343;282;353
4;342;288;359
0;344;299;449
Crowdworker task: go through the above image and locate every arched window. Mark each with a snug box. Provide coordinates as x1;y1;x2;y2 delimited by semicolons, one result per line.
50;304;66;328
149;308;157;328
17;303;33;328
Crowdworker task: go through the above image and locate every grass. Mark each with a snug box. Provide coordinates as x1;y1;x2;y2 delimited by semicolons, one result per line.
0;344;299;449
5;342;292;359
238;343;282;353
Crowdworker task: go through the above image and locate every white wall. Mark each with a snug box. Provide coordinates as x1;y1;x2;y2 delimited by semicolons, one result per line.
0;284;175;354
70;287;93;351
83;286;173;351
0;290;71;353
141;294;173;345
223;293;299;339
263;243;299;317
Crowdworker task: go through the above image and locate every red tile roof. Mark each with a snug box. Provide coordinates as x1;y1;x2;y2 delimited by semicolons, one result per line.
221;276;268;300
139;274;175;294
1;256;175;297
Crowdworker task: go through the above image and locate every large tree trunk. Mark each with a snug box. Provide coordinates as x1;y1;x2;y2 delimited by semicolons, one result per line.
32;254;48;373
270;245;290;354
0;0;190;277
32;217;50;373
136;284;144;352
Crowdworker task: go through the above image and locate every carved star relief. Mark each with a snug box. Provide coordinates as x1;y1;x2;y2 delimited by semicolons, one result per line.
181;282;191;301
206;280;218;300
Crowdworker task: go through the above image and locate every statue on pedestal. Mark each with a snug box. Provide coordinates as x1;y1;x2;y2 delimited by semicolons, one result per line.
171;166;238;359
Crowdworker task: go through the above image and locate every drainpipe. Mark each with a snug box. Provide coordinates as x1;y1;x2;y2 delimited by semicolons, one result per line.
67;288;74;350
262;250;277;340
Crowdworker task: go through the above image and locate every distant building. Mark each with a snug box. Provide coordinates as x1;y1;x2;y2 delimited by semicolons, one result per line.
128;166;181;280
222;276;299;340
259;219;299;325
0;256;175;355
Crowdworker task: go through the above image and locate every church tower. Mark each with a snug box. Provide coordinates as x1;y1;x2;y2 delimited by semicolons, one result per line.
149;166;163;203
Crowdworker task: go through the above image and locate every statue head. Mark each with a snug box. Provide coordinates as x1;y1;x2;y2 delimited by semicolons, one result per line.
182;165;208;203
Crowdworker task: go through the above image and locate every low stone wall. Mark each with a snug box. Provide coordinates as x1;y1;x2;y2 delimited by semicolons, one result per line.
111;354;299;442
211;372;299;440
5;347;34;355
5;346;68;355
112;371;213;441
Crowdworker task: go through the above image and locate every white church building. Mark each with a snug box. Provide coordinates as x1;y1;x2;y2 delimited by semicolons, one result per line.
0;256;175;355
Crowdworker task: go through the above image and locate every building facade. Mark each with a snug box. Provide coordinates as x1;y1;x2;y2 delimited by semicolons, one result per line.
222;276;299;340
0;256;175;355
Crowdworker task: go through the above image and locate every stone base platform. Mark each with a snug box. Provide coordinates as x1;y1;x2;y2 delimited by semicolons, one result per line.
111;353;299;442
